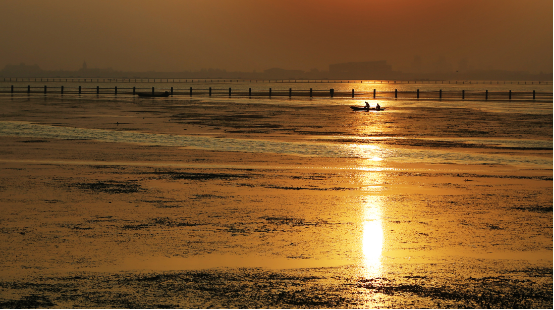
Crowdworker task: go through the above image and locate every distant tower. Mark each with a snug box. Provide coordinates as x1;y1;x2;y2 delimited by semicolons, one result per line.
82;61;88;70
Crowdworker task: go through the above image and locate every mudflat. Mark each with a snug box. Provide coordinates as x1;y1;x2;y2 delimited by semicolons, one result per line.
0;95;552;308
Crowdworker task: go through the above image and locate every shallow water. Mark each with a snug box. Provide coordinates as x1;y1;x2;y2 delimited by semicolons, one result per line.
0;120;551;167
0;86;552;308
0;83;552;169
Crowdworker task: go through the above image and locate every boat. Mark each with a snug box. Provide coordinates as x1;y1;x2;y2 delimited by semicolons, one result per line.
350;106;385;111
136;91;170;97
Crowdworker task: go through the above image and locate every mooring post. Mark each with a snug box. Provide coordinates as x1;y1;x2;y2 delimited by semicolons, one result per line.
11;85;13;93
229;88;232;97
373;89;376;99
189;87;192;96
352;89;354;98
44;86;47;94
269;88;272;97
171;87;173;95
330;89;334;97
79;86;82;94
28;85;31;93
132;87;135;95
289;88;292;97
509;90;511;100
462;90;465;99
485;90;488;100
249;88;251;97
61;86;64;94
97;86;99;94
417;89;419;99
439;89;442;100
533;90;536;100
152;87;155;95
310;88;312;97
395;89;398;99
209;87;212;96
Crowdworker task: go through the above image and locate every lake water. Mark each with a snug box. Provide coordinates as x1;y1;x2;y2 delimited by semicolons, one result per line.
0;80;552;169
0;80;552;308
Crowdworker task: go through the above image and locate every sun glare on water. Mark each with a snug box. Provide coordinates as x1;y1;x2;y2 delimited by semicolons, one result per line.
347;143;387;161
361;195;385;278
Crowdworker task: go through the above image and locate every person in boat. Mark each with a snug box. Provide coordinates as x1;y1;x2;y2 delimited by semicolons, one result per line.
376;103;381;111
365;102;370;109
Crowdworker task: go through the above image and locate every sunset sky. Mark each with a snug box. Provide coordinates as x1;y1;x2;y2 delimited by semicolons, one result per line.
0;0;551;73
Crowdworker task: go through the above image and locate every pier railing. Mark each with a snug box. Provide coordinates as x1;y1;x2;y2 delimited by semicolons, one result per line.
1;85;552;101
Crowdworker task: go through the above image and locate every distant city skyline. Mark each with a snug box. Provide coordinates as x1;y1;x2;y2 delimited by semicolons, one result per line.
0;0;551;75
1;60;551;81
2;52;552;76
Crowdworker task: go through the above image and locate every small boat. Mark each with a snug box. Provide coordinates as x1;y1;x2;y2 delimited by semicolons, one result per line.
350;106;385;111
136;91;170;97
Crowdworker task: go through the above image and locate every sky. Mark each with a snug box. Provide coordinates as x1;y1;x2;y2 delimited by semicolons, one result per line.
0;0;552;73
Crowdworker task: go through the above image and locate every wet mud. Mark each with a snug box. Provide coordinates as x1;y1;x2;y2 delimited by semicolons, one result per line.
0;156;551;308
0;95;552;308
1;266;552;309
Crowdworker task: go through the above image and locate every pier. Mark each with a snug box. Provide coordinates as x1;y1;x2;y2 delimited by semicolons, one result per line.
1;78;552;101
1;85;551;101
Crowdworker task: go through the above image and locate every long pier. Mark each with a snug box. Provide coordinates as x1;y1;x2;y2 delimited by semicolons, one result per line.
1;85;552;101
1;77;552;101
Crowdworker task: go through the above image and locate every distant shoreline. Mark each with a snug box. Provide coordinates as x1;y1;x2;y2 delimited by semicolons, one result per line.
1;63;551;81
1;77;552;84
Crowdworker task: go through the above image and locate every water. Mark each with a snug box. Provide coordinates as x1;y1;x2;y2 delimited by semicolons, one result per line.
0;121;551;167
0;81;552;308
0;80;552;168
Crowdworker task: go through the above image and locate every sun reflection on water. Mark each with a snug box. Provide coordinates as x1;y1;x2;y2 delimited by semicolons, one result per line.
348;143;387;161
352;151;386;279
361;196;385;279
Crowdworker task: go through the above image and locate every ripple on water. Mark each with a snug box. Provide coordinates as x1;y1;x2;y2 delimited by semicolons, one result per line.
0;121;551;167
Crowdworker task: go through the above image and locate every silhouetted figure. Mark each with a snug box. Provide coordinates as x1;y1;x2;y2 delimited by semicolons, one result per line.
376;103;381;111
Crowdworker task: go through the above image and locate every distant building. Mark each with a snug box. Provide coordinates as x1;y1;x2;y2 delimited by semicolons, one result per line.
76;62;116;78
329;60;394;79
0;63;43;77
263;68;305;79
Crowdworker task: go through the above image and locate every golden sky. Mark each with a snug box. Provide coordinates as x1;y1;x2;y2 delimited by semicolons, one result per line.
0;0;551;73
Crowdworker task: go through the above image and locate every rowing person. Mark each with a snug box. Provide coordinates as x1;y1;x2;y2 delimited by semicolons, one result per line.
376;103;381;111
365;102;370;109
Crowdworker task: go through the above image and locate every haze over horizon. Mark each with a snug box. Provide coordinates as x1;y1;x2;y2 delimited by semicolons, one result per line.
1;0;552;74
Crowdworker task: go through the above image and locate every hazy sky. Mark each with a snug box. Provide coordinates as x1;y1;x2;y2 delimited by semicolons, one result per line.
1;0;552;73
